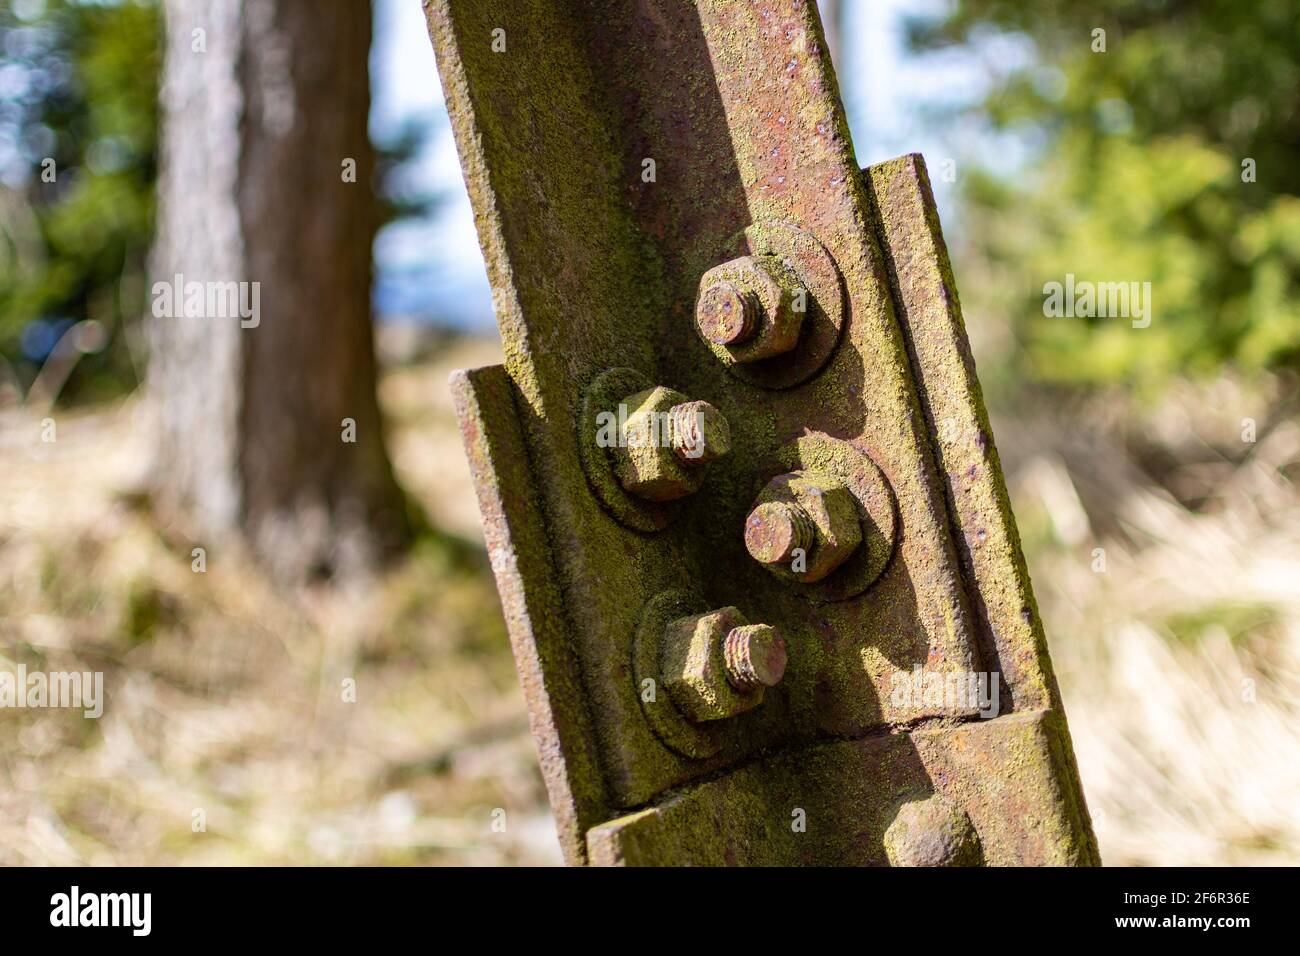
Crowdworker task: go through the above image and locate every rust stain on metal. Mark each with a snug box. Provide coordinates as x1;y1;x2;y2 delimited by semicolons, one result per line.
431;0;1098;865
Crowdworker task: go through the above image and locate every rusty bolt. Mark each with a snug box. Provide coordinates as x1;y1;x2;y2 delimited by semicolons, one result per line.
661;607;786;723
883;794;982;867
669;399;731;465
611;386;730;502
744;472;862;583
695;254;804;362
696;280;758;346
723;624;786;693
743;501;816;565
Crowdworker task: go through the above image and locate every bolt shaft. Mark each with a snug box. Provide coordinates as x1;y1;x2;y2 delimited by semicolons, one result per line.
724;624;787;692
670;400;730;465
696;281;758;345
744;501;814;565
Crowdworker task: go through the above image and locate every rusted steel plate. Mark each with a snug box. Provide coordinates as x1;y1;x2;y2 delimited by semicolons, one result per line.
432;0;1097;865
866;154;1063;717
450;366;608;864
586;709;1093;866
864;154;1095;858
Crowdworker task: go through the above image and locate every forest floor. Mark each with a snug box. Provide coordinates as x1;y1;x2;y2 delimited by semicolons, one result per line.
0;334;557;865
1;333;1297;865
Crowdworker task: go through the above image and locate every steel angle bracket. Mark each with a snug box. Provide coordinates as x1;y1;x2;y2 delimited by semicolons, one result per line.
430;0;1099;866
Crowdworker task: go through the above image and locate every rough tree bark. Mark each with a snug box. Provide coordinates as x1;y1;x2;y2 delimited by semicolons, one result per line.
149;0;411;580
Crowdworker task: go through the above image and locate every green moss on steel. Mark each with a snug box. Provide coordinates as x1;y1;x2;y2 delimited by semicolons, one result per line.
436;0;1096;866
863;153;1098;861
589;709;1094;865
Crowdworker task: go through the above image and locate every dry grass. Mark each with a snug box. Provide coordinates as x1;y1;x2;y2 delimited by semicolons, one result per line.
1;335;1297;866
999;377;1300;865
0;335;560;865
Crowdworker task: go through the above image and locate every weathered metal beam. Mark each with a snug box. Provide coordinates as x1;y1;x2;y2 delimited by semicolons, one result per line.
430;0;1098;866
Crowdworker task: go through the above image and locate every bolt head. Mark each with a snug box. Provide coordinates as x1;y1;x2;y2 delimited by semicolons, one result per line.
696;255;804;363
661;607;775;723
746;472;862;583
883;794;982;867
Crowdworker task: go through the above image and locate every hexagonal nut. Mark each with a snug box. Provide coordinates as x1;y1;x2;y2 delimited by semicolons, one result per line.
611;387;706;502
747;472;862;583
696;255;804;363
883;794;982;867
661;607;766;723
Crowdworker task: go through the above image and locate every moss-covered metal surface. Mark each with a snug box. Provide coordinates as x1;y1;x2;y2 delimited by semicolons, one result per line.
431;0;1098;865
587;710;1092;866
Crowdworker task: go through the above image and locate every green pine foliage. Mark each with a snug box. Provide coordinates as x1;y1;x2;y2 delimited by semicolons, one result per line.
913;0;1300;387
0;0;160;403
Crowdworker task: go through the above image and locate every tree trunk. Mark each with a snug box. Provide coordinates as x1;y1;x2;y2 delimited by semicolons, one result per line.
149;0;411;580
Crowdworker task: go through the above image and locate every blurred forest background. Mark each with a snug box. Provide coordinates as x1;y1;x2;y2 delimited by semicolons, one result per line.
1;0;1297;865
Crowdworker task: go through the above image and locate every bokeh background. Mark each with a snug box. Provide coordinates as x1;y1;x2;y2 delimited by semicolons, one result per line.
1;0;1297;865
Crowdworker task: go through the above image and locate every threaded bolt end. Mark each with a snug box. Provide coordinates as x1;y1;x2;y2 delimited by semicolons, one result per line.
744;501;814;566
696;281;758;346
724;624;787;693
670;400;731;465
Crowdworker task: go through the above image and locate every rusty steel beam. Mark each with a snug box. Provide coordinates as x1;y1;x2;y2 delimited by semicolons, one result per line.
427;0;1099;866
